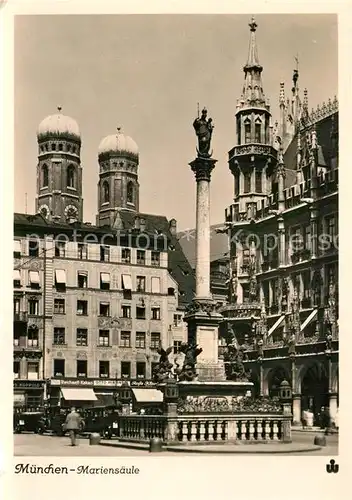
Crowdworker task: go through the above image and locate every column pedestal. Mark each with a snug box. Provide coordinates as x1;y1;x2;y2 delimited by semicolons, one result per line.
292;394;301;426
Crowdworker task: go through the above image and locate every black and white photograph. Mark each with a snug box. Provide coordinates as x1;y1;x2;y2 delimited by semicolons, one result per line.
1;3;347;499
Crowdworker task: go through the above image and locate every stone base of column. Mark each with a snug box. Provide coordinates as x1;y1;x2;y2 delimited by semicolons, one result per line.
184;300;224;382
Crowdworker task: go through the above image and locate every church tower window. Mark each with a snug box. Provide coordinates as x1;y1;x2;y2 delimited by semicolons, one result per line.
41;164;48;188
67;165;75;188
102;181;110;204
245;123;251;144
255;170;262;193
127;181;134;204
244;172;251;193
255;123;261;143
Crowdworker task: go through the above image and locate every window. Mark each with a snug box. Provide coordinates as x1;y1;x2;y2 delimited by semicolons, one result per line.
302;270;311;300
120;331;131;347
100;272;110;290
13;361;20;379
242;284;250;304
271;279;278;306
122;274;132;290
255;123;261;143
99;302;110;317
136;276;146;292
54;269;66;291
137;250;145;265
291;226;303;253
173;314;183;327
326;215;337;242
78;243;88;259
14;331;20;347
53;328;65;345
102;181;110;203
28;240;39;257
58;143;63;151
67;165;75;188
55;241;66;257
151;277;161;294
121;305;131;318
77;271;88;288
151;251;160;267
29;270;40;289
173;340;182;354
27;362;39;380
27;327;39;347
136;306;146;320
13;269;21;288
28;299;39;316
121;248;131;263
41;164;49;187
262;281;269;307
99;361;109;378
14;240;21;257
136;362;146;379
54;359;65;377
168;287;175;296
150;332;160;350
244;172;251;193
54;299;65;314
245;123;251;143
127;181;134;204
255;170;262;193
76;328;88;346
136;331;146;348
151;307;160;320
242;248;250;270
100;245;110;262
304;225;311;251
77;360;87;378
77;300;88;316
13;298;20;315
99;330;109;346
51;143;56;151
121;361;131;379
234;175;240;196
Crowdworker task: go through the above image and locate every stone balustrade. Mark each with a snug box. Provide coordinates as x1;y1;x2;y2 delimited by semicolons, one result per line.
116;412;291;444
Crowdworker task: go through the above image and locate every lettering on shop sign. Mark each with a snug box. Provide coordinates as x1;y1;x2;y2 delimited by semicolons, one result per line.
14;381;44;389
49;379;157;387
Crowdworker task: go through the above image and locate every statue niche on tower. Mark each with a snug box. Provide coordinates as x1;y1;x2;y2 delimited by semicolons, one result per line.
175;342;203;382
193;107;214;158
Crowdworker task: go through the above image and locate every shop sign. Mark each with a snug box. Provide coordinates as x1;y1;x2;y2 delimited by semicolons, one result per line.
14;380;45;389
49;378;157;388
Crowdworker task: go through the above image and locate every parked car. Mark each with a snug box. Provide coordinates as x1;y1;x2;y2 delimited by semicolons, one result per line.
14;410;47;434
81;405;120;438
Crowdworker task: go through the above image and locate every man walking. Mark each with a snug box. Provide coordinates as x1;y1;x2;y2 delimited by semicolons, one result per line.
65;407;83;446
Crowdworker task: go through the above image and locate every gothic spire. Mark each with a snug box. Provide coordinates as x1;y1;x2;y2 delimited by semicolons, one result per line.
241;16;266;108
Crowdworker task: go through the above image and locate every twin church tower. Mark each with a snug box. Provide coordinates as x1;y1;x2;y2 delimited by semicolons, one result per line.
36;109;140;227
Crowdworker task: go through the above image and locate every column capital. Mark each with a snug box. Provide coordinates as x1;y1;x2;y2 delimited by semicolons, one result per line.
189;157;217;182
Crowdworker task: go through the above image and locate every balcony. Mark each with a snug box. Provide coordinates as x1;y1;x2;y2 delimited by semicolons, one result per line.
14;312;28;323
220;303;261;320
228;144;278;162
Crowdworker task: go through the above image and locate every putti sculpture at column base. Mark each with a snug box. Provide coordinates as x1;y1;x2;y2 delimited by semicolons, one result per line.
184;107;226;382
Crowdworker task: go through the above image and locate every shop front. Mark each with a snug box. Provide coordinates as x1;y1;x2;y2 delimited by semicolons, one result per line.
13;380;45;409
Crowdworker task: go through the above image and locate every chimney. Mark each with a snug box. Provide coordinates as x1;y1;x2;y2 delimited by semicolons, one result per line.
169;218;177;236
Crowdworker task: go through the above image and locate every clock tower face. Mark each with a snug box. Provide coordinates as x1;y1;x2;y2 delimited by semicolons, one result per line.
64;204;78;220
39;204;49;219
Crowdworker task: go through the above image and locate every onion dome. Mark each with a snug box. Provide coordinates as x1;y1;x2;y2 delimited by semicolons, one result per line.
98;127;139;158
37;107;80;140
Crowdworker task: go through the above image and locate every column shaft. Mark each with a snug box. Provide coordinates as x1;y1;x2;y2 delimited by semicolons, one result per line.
195;179;211;299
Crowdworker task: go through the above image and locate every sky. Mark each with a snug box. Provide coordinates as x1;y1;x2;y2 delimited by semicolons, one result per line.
14;14;337;230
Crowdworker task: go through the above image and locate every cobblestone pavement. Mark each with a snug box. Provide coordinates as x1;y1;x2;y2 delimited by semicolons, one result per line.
14;432;338;457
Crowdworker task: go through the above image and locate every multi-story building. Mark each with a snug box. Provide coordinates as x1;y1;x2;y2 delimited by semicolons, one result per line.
222;18;338;426
13;114;194;407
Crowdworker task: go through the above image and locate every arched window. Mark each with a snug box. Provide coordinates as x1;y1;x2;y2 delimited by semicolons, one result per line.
102;181;110;203
244;119;251;144
41;164;49;188
67;165;75;188
127;181;134;204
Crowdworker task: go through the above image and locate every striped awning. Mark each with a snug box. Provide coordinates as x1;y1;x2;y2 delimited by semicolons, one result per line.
100;273;110;283
55;269;66;284
122;274;132;290
60;388;97;401
29;271;40;284
132;388;163;403
300;309;318;332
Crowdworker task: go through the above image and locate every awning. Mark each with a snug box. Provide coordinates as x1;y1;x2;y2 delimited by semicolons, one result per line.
151;277;161;294
300;309;318;332
13;270;21;281
14;240;21;253
55;269;66;284
267;315;285;337
95;394;116;406
100;273;110;283
122;274;132;290
60;388;97;401
29;271;40;284
132;388;163;403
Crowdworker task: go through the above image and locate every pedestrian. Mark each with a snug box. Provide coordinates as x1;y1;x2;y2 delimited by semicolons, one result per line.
301;409;308;429
64;407;83;446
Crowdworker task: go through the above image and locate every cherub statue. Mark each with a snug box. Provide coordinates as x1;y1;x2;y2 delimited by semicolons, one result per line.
152;346;173;383
176;342;203;381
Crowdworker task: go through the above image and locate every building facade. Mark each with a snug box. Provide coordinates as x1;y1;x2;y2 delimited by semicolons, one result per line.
14;115;194;407
222;18;338;425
